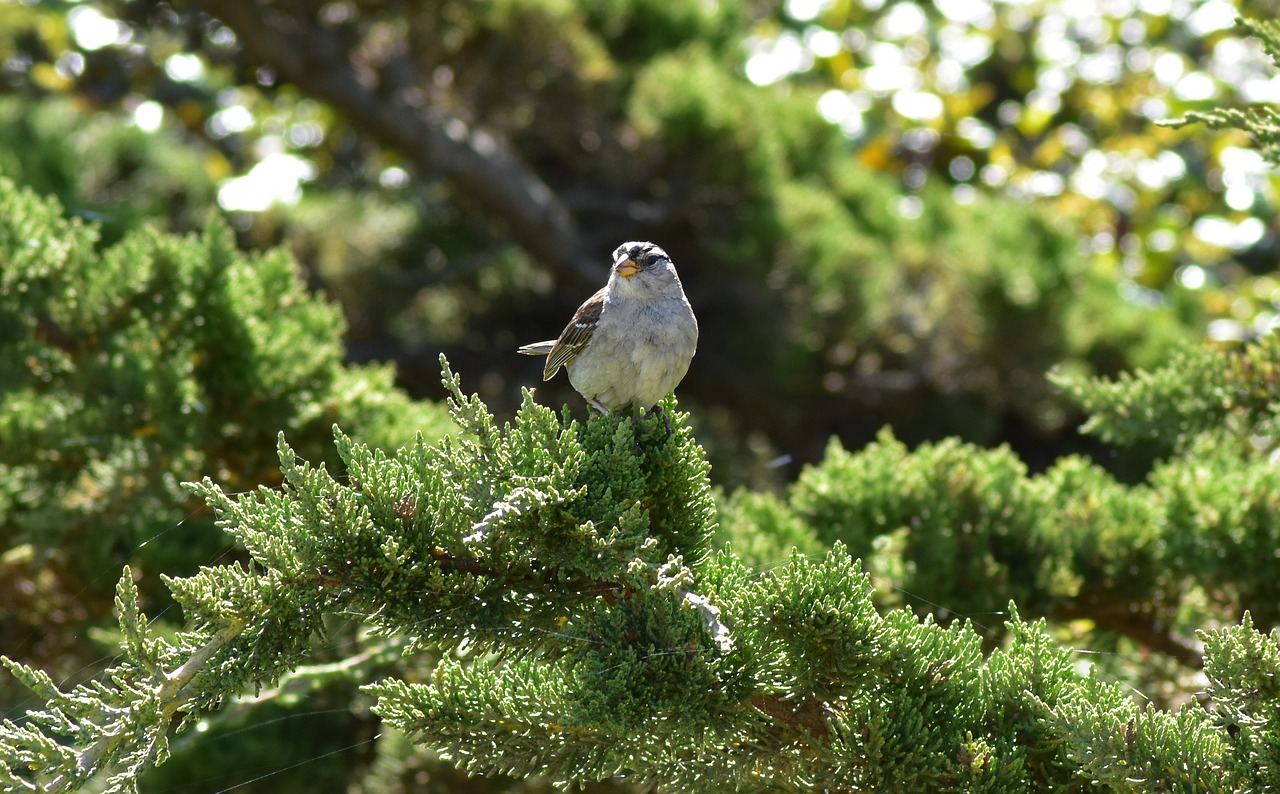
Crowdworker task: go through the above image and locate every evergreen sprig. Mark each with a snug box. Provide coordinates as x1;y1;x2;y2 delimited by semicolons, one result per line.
1;572;246;792
1050;334;1280;453
1202;615;1280;789
1161;18;1280;165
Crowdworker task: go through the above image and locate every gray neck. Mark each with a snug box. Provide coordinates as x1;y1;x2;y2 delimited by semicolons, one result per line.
608;264;684;302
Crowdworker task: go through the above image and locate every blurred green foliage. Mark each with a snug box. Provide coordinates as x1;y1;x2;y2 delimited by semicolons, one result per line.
759;0;1280;338
0;175;451;693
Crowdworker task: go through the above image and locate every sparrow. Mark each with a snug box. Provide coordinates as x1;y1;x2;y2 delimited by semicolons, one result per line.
518;241;698;418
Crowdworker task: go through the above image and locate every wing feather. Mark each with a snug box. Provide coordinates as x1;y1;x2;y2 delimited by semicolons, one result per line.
542;288;605;380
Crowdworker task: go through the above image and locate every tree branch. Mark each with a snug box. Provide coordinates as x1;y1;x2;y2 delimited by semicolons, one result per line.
749;693;831;737
197;1;600;286
1058;591;1203;667
42;617;248;793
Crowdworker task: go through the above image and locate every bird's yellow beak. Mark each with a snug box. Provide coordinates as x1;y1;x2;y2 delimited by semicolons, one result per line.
615;259;641;278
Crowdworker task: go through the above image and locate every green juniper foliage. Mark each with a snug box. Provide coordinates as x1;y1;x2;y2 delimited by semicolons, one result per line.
4;336;1280;791
1162;18;1280;165
4;11;1280;781
1202;613;1280;791
0;174;450;679
1050;333;1280;454
718;336;1280;668
2;172;1280;789
0;357;717;791
0;172;450;789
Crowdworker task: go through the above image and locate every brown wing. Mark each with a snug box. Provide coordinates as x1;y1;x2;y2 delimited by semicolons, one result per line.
543;287;605;380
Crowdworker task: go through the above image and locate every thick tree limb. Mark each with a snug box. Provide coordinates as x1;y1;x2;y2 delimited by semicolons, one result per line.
197;1;600;286
1058;591;1203;667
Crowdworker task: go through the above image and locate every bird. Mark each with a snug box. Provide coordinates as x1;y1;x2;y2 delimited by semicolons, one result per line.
518;241;698;421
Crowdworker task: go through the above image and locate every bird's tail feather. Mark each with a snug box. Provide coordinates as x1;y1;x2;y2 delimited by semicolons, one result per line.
517;341;556;356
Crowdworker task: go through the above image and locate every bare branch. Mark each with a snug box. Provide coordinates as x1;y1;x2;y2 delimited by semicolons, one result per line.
198;1;600;286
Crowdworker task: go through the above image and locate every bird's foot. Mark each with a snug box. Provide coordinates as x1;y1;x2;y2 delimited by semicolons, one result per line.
628;412;646;454
588;397;612;415
648;404;673;435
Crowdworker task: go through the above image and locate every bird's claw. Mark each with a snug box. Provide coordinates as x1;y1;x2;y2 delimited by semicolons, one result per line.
651;405;673;435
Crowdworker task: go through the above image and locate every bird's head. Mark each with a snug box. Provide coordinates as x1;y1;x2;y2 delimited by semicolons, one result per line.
610;242;679;295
